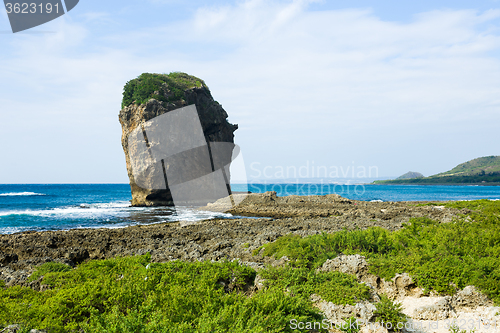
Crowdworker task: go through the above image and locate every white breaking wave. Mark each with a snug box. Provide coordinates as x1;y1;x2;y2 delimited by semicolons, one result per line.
169;208;232;222
0;226;38;234
0;192;46;197
0;201;231;223
0;201;133;218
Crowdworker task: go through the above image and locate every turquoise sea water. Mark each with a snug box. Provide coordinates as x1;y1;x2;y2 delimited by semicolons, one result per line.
234;183;500;202
1;183;499;234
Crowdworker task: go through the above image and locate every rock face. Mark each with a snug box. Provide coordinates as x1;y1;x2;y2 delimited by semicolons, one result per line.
119;73;238;206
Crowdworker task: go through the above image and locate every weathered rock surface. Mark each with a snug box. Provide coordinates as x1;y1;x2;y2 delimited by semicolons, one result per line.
0;325;46;333
317;254;369;278
452;285;492;309
119;73;237;206
225;192;464;221
312;293;377;325
404;296;454;320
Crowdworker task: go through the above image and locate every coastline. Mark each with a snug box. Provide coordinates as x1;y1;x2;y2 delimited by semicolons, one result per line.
371;182;500;186
0;193;463;285
1;192;499;333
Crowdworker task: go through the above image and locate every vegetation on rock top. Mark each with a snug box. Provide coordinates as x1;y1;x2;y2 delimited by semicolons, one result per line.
121;72;207;109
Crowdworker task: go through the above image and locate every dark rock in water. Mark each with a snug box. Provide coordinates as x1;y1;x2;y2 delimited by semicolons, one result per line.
119;73;238;207
396;171;424;180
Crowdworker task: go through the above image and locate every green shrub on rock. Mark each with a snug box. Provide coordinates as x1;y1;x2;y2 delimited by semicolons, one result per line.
339;316;360;333
28;262;72;282
260;266;371;306
372;295;407;331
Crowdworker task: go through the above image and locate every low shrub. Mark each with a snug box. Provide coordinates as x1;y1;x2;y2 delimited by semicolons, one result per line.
258;200;500;303
372;295;407;331
260;266;371;306
0;254;326;332
27;262;72;282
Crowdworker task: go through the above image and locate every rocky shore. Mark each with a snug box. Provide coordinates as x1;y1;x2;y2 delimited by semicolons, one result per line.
1;192;497;333
0;193;462;285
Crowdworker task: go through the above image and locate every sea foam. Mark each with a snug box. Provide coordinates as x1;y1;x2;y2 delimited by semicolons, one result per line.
0;192;46;197
0;201;133;218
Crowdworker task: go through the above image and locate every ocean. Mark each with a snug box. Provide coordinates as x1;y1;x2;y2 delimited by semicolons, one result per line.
1;183;499;234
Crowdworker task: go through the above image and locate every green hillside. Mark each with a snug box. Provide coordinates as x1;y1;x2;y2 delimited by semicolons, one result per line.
435;156;500;177
374;156;500;185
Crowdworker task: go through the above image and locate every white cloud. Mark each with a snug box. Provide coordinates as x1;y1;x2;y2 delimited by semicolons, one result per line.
1;0;500;182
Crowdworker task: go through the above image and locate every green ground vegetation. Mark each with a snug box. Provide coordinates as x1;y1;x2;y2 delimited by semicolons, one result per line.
372;295;407;331
257;199;500;303
260;266;370;306
121;72;207;109
0;253;375;332
1;199;497;332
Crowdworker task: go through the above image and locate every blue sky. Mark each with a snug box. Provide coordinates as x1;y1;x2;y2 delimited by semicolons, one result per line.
1;0;500;183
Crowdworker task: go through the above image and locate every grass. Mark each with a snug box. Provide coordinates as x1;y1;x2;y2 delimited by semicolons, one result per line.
260;266;371;306
372;295;407;331
121;72;207;109
27;262;72;282
257;199;500;303
1;253;375;332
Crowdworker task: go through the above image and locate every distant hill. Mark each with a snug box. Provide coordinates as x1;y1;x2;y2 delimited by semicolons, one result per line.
435;156;500;177
373;156;500;185
396;171;424;180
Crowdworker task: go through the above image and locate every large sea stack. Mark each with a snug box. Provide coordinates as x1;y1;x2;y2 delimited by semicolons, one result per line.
119;72;238;206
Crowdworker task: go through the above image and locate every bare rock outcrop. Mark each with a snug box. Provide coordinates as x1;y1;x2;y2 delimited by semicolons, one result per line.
317;255;420;302
312;294;377;325
316;254;499;333
317;254;369;277
228;191;463;223
119;73;238;206
452;285;492;309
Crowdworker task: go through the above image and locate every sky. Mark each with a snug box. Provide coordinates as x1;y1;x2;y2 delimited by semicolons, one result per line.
1;0;500;183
